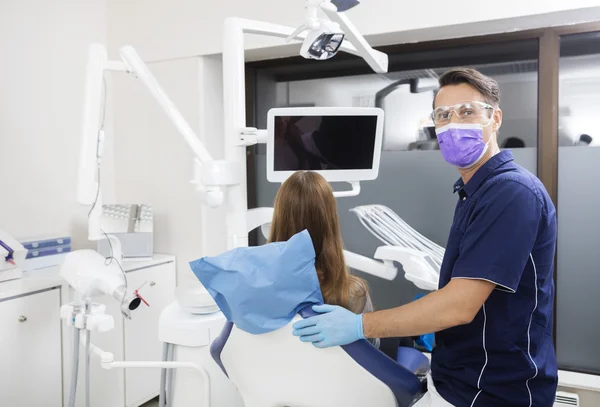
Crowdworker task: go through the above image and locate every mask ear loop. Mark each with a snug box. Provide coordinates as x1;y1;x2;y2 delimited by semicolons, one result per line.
482;108;497;130
483;109;502;156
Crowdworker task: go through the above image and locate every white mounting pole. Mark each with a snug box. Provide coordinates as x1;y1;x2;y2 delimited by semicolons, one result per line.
223;18;249;250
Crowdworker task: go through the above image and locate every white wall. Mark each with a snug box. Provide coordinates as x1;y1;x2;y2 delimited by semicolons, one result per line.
111;56;225;283
107;0;600;61
0;0;114;247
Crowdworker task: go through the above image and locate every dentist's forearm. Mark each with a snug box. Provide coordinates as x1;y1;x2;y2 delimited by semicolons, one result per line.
362;278;495;339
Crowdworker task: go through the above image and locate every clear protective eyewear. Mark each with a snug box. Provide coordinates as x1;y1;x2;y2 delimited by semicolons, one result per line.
431;101;494;126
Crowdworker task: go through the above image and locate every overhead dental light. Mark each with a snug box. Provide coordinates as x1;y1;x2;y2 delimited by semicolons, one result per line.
299;20;345;60
285;0;387;72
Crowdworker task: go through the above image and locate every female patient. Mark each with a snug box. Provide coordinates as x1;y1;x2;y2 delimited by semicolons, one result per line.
269;171;380;348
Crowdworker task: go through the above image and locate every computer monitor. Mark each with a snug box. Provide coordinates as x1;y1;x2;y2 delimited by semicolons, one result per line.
266;107;384;183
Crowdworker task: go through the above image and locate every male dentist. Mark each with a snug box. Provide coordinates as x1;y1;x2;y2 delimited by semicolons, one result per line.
293;68;558;407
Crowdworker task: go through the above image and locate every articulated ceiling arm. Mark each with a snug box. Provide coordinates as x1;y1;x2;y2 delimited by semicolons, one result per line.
235;15;388;73
78;44;237;241
320;2;388;73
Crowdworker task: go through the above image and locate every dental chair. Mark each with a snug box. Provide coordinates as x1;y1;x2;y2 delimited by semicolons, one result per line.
191;230;426;407
210;307;424;407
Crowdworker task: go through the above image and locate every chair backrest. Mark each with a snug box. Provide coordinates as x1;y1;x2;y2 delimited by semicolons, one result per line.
211;310;423;407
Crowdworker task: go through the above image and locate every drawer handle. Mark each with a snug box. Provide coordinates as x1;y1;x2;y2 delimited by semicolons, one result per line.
18;316;27;323
149;281;156;287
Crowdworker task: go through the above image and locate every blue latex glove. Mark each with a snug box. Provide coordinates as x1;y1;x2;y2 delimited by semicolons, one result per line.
292;304;365;348
413;293;435;352
416;332;434;352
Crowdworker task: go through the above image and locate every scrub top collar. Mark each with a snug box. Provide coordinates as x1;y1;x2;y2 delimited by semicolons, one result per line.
452;150;515;197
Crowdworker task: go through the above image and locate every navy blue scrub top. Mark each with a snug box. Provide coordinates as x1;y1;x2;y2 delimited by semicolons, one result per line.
431;151;558;407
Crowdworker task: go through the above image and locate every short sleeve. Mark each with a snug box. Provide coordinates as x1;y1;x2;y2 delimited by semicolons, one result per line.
452;179;543;293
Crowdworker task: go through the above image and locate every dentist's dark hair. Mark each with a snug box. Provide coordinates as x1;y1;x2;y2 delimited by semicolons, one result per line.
433;67;501;108
269;171;368;313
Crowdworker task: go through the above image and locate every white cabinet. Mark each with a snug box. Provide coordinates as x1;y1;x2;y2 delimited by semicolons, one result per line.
0;288;62;407
124;262;176;407
0;255;176;407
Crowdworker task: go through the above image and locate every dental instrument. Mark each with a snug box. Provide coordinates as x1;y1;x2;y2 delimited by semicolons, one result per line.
351;204;443;290
351;205;444;267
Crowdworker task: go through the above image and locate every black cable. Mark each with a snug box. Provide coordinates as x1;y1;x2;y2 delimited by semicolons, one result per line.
87;165;101;218
102;229;128;308
83;75;130;306
87;76;107;218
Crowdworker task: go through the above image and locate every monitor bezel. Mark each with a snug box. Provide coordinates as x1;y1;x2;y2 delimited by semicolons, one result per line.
266;107;384;183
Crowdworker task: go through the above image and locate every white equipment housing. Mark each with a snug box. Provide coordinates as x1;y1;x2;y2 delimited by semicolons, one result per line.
60;250;141;318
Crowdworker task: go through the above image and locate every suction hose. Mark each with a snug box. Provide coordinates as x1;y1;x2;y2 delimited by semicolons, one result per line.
85;321;91;407
68;328;81;407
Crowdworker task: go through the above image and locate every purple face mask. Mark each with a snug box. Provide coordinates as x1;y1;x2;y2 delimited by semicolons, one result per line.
435;123;488;168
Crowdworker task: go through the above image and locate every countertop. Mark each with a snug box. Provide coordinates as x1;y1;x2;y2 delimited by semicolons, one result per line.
0;254;175;302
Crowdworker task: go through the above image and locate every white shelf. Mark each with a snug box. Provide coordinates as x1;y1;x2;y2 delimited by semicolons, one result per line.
0;266;63;301
0;253;175;301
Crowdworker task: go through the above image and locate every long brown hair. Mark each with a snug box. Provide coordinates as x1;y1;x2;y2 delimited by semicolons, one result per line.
269;171;368;312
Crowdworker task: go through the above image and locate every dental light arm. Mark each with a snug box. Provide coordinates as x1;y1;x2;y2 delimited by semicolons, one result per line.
68;43;225;322
119;46;214;165
78;44;231;242
237;18;380;68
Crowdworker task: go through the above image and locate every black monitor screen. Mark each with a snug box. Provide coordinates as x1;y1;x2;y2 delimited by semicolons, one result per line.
273;115;378;171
